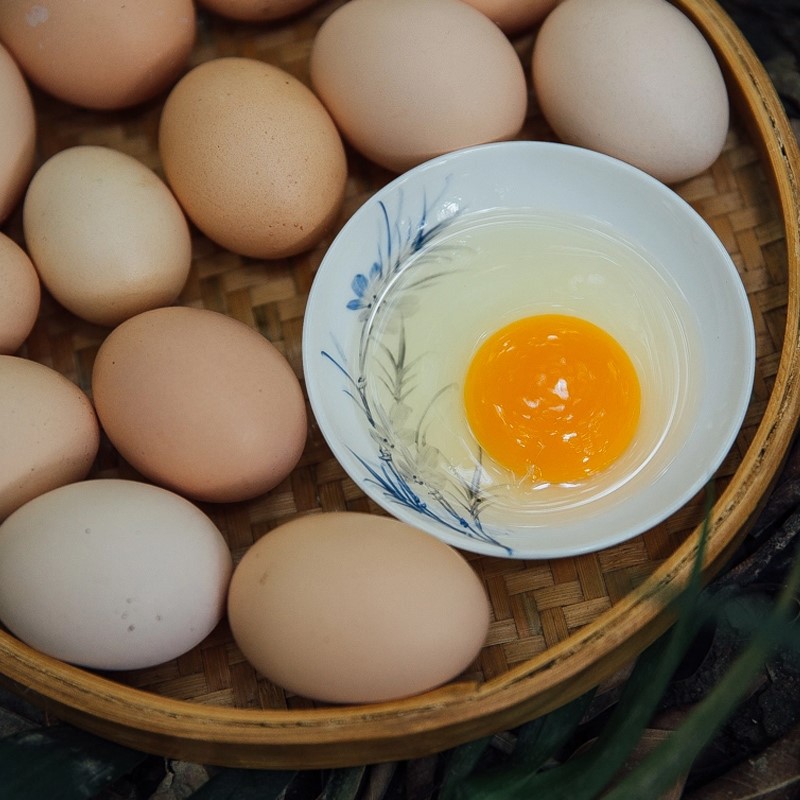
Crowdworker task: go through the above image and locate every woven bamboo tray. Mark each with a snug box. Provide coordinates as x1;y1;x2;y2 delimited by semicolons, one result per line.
0;0;798;770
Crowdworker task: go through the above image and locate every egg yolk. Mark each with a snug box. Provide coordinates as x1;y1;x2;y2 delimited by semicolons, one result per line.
463;314;641;484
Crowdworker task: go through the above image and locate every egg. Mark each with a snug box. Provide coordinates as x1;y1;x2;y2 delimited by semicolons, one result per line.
531;0;729;184
0;233;40;355
309;0;528;173
22;146;192;327
0;479;233;670
91;307;307;503
0;42;35;223
158;57;347;259
463;313;641;483
462;0;559;34
196;0;322;22
0;0;196;110
360;208;698;507
228;512;490;704
0;356;99;521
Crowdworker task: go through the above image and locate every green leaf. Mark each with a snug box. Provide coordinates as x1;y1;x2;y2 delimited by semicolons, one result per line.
451;487;717;800
510;688;596;769
187;767;297;799
321;765;367;800
602;543;800;799
0;724;146;800
443;690;595;800
449;637;680;800
437;736;493;799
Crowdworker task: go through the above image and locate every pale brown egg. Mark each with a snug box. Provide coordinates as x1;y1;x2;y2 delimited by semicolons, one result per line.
0;0;195;110
462;0;558;34
531;0;730;183
158;57;347;259
0;233;40;355
228;512;491;704
196;0;322;22
309;0;528;173
0;42;35;223
0;356;100;521
23;146;192;327
91;307;308;504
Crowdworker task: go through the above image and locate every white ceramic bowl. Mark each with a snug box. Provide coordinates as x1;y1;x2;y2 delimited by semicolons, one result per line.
302;141;755;559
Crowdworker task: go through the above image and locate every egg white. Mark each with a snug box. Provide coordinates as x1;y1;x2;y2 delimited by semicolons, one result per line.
362;209;701;524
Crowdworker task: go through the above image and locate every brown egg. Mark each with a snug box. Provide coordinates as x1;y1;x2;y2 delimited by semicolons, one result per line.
0;0;195;110
228;512;491;704
91;307;308;503
159;57;347;260
0;42;35;223
462;0;558;34
196;0;322;22
0;356;100;521
23;146;192;327
0;233;40;355
309;0;528;173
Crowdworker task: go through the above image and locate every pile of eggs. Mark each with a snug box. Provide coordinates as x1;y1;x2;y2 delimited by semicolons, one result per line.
0;0;730;704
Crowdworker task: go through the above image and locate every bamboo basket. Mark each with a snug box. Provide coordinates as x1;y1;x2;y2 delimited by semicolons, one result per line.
1;0;799;770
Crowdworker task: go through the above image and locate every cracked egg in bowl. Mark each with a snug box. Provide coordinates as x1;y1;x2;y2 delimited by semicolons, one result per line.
302;141;754;559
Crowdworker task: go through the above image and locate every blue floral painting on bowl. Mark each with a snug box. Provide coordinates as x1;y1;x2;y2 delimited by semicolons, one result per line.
320;181;511;555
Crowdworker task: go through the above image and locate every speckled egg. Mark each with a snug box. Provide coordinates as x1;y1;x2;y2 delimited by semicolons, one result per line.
0;479;232;670
91;307;308;503
0;42;35;222
196;0;323;22
0;233;40;355
159;57;347;259
0;356;99;521
23;146;192;327
0;0;196;109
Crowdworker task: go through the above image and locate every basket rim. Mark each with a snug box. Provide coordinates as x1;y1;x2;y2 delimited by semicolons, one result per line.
1;0;799;770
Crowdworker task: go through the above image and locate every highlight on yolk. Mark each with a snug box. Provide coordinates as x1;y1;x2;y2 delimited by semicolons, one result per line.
463;314;641;484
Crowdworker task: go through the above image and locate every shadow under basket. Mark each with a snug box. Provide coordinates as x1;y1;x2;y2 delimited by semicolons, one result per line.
1;0;799;770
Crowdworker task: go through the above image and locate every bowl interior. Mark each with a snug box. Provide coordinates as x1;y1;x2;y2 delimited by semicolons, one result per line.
303;141;755;559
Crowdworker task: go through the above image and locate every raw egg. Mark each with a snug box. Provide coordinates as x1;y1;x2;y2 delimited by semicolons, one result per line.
360;209;699;516
463;314;641;484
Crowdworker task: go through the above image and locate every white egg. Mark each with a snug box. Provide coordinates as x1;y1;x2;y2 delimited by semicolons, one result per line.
0;479;233;670
531;0;729;183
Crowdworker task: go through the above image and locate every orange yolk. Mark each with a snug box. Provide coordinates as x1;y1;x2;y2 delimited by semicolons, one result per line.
463;314;641;484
